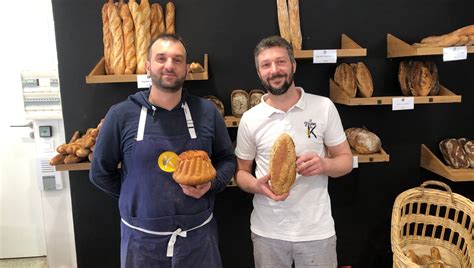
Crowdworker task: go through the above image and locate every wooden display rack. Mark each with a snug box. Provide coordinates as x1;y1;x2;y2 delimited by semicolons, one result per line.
224;116;240;128
294;34;367;59
329;79;462;106
353;148;390;163
387;34;474;58
54;162;91;171
85;54;209;84
420;144;474;182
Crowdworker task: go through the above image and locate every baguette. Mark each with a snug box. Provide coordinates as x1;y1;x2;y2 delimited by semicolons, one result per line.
276;0;291;44
129;0;147;74
288;0;302;50
156;3;165;36
108;1;125;75
150;3;159;40
119;0;137;74
101;0;112;74
165;1;175;34
269;133;296;195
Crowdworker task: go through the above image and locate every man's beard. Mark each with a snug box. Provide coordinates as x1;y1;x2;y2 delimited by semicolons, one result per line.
261;72;293;96
150;72;185;93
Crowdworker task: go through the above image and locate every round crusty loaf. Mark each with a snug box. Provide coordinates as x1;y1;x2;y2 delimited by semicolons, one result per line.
345;127;381;154
351;62;373;98
231;89;249;117
172;150;216;186
269;133;296;195
248;89;265;108
334;63;356;98
398;61;412;96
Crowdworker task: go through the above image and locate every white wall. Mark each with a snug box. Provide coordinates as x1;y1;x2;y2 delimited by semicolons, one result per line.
0;0;76;267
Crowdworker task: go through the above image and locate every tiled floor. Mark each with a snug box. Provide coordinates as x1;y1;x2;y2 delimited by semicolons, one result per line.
0;257;47;268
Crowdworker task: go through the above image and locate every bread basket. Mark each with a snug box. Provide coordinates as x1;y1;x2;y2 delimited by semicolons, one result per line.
391;180;474;267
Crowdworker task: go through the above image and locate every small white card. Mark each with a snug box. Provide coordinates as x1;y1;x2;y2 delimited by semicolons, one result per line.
392;97;414;111
352;156;358;168
443;46;467;62
38;78;50;87
313;49;337;64
137;74;152;88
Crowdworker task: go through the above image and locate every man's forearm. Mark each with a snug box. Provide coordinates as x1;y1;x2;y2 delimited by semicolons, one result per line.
325;154;353;178
235;169;260;194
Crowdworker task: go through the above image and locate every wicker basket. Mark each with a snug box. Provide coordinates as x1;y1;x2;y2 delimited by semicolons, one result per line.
391;180;474;267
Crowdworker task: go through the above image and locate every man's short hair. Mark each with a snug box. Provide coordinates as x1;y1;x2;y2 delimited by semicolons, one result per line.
254;36;295;68
147;33;188;60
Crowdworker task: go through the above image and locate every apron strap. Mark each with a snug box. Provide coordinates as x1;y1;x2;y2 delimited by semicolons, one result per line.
136;102;197;141
182;102;197;139
136;106;148;141
121;213;213;257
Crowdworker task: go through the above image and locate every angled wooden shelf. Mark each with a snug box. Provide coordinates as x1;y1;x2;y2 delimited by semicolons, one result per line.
85;54;209;84
329;79;461;106
224;116;241;128
420;144;474;182
387;33;474;58
294;34;367;59
54;162;91;171
353;148;390;163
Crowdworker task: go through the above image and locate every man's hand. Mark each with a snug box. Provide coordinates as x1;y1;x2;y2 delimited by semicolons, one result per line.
296;152;327;176
180;181;211;199
256;174;289;201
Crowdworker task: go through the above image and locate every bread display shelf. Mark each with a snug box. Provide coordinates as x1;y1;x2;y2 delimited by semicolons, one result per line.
387;34;474;58
224;115;241;128
420;144;474;182
54;162;91;171
85;54;209;84
353;148;390;163
294;34;367;59
329;79;461;106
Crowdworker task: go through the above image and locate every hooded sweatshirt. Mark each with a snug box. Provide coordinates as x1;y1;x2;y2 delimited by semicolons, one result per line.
89;89;236;204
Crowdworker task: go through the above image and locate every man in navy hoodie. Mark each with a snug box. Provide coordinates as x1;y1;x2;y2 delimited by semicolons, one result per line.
90;33;236;268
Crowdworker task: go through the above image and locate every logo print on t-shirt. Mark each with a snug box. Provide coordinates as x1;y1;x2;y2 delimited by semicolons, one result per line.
304;119;317;139
157;151;179;172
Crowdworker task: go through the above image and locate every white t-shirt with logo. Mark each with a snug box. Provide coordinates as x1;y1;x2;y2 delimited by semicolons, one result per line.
235;88;346;242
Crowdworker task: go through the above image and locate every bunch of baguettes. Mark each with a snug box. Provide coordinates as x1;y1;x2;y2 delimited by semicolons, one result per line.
276;0;302;50
414;24;474;48
102;0;176;75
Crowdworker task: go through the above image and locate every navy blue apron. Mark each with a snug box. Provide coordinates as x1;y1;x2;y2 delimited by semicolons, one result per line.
119;103;222;268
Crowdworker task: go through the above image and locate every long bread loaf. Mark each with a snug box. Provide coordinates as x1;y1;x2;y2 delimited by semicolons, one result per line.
288;0;302;50
108;1;125;75
269;133;296;195
165;1;175;34
119;0;136;74
276;0;291;44
102;0;112;74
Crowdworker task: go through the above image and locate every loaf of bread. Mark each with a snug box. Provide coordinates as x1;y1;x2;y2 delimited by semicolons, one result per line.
351;62;373;97
172;150;216;186
345;127;381;154
334;63;357;97
276;0;291;44
165;1;175;34
425;61;440;96
108;1;125;75
101;1;112;75
249;89;265;108
119;0;137;75
269;133;296;195
288;0;302;50
409;61;434;96
203;95;225;117
464;140;474;168
439;139;470;169
189;62;204;73
231;89;249;117
150;3;159;41
417;24;474;48
128;0;147;74
398;61;412;96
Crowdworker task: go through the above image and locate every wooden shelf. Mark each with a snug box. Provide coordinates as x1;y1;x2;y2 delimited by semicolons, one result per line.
387;34;474;58
294;34;367;59
353;148;390;163
420;144;474;182
329;79;462;106
85;54;209;84
54;162;91;171
224;115;240;128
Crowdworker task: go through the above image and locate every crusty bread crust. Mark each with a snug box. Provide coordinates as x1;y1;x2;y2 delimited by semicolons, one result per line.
269;133;296;195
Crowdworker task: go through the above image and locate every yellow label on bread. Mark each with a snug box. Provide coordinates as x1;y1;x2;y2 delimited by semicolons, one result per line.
158;151;178;172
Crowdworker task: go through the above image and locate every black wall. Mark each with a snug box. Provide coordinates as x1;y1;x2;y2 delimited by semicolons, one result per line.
51;0;474;267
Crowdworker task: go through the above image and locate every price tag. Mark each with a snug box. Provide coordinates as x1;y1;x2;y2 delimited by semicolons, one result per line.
137;74;152;88
352;156;358;169
313;49;337;64
392;97;414;111
443;46;467;62
38;78;50;87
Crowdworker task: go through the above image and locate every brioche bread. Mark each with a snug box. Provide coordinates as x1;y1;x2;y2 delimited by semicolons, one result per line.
173;150;216;186
269;133;296;195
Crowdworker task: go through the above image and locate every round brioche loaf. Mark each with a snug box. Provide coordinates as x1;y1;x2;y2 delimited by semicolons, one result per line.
173;150;216;186
269;133;296;195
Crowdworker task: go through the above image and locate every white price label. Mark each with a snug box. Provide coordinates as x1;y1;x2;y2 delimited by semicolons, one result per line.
137;74;152;88
392;97;414;111
313;49;337;64
352;156;358;168
443;46;467;62
38;78;50;87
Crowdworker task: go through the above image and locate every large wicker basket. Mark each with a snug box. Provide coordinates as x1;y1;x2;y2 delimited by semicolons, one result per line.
391;180;474;267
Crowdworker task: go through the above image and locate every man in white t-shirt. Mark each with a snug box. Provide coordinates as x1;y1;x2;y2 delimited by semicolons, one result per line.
234;36;353;268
